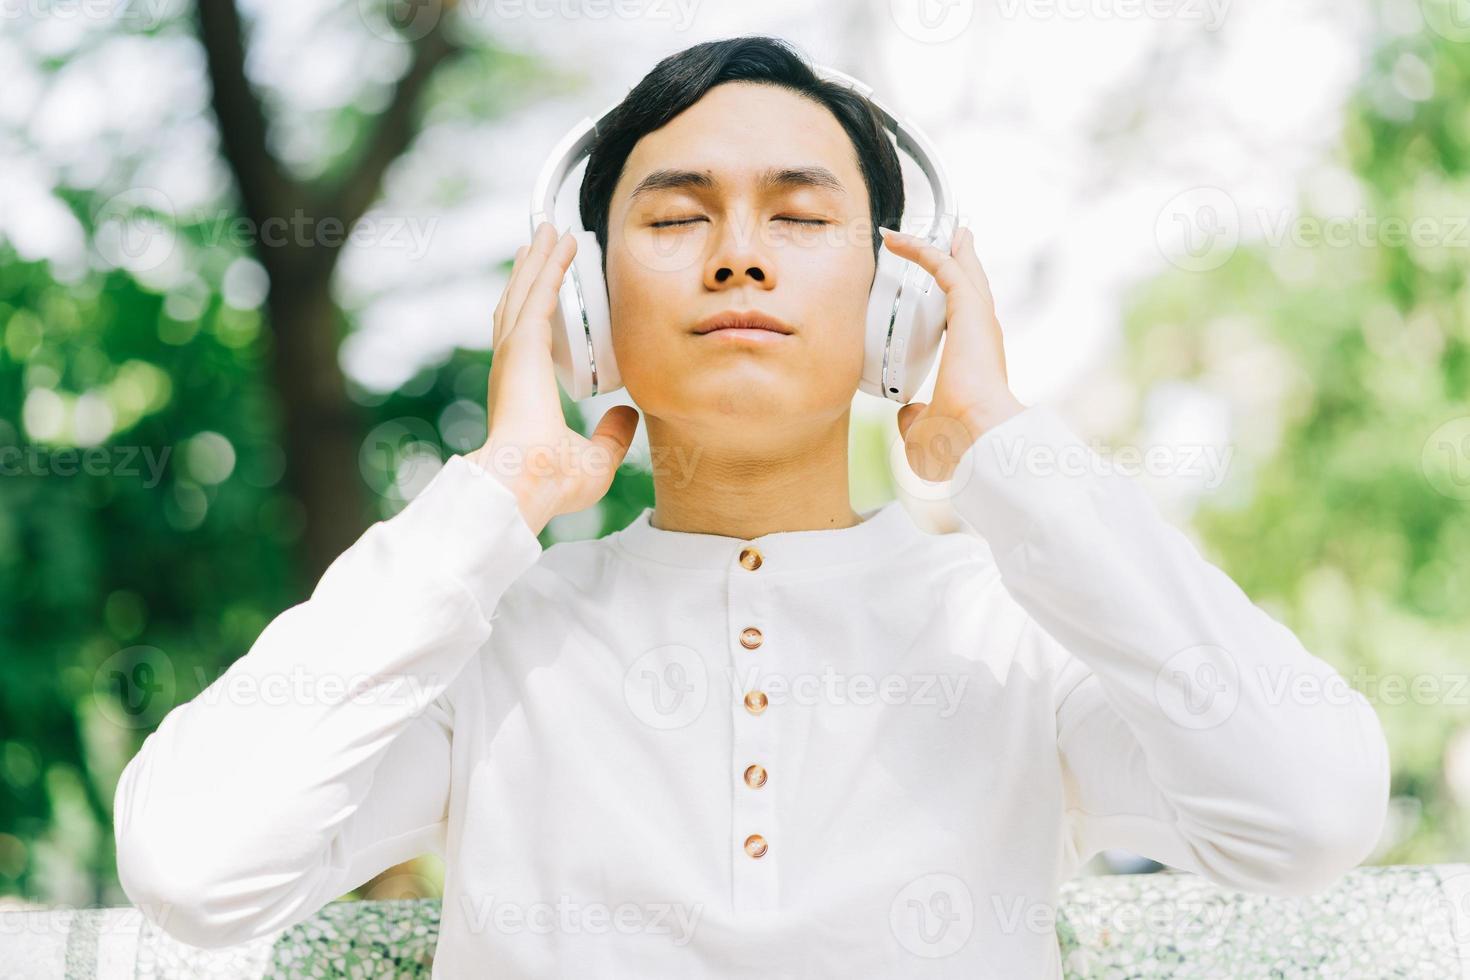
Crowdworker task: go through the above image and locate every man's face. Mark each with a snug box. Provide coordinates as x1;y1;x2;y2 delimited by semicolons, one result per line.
605;81;877;439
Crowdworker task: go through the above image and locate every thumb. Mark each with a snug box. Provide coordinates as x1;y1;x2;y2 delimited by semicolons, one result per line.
896;401;927;441
587;404;640;485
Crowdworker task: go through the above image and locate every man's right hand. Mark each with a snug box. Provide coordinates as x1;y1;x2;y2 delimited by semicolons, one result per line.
466;221;639;537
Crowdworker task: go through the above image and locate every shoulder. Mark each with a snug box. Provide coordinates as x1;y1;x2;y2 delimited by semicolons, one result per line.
900;505;1079;680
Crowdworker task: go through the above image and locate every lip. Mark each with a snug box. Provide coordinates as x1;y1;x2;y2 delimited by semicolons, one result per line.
694;326;792;346
691;311;795;336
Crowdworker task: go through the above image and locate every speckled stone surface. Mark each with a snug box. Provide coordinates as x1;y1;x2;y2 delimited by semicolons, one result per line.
1054;864;1470;978
2;864;1465;978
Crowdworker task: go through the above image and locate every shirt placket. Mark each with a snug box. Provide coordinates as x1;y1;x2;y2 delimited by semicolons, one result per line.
727;543;778;913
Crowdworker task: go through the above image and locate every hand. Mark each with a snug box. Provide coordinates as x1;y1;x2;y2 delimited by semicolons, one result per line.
466;221;640;536
878;223;1026;483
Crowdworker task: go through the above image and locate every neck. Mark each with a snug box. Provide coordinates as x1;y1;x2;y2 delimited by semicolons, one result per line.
645;411;862;539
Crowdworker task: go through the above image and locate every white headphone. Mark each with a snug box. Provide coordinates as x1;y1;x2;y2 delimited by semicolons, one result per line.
527;64;957;403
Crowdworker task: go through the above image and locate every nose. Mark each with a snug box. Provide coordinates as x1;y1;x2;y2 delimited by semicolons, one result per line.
704;215;775;292
713;265;764;284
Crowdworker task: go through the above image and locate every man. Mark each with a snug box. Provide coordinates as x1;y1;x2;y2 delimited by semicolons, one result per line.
114;35;1390;978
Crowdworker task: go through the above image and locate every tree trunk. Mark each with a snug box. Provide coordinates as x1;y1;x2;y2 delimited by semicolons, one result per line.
264;277;370;586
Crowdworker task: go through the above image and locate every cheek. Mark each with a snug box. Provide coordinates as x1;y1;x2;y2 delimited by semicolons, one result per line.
783;232;874;294
786;241;874;360
608;242;688;321
607;250;655;330
606;265;678;399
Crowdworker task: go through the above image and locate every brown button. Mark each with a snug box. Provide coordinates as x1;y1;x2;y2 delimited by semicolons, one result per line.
744;834;768;859
739;547;763;571
739;627;763;650
744;764;768;788
743;691;768;715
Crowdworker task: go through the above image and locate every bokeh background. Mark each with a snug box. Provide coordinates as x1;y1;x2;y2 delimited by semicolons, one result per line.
0;0;1466;913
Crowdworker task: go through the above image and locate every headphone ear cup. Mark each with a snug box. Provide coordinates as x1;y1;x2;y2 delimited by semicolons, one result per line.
861;247;908;400
901;228;952;402
549;230;621;400
862;238;949;403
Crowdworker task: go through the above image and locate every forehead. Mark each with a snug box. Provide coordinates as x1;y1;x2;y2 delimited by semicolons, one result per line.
612;81;869;206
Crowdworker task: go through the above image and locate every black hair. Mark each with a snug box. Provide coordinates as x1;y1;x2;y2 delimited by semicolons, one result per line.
577;35;905;276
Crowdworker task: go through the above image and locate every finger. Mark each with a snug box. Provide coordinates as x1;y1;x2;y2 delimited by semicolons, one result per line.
586;404;640;487
879;227;979;302
896;400;926;440
503;222;556;334
493;244;531;349
949;226;995;307
502;221;559;337
504;231;577;348
494;234;576;417
488;243;532;418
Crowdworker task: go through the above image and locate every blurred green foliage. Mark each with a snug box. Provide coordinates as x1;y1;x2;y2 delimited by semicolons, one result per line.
0;251;657;904
1118;11;1469;863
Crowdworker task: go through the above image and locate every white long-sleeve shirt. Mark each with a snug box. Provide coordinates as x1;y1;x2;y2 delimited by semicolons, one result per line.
113;403;1391;978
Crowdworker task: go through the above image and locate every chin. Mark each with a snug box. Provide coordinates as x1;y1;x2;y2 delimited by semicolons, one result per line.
633;364;851;431
674;383;799;434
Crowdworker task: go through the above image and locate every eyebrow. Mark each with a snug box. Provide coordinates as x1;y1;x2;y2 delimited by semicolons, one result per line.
628;165;847;201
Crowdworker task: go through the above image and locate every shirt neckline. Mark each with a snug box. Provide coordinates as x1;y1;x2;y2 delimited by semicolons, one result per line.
611;499;916;571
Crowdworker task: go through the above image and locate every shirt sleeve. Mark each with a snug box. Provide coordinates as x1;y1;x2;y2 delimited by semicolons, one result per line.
948;404;1391;898
112;452;543;949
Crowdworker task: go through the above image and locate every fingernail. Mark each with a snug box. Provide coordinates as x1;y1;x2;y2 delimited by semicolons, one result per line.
879;226;905;240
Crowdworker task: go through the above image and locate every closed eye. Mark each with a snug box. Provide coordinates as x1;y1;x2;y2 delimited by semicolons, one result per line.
650;216;832;228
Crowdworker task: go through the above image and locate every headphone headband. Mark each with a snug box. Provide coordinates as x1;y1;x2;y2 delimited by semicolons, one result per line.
526;60;959;405
529;64;956;240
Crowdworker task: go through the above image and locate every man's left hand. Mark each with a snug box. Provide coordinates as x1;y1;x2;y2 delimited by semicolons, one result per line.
879;223;1026;482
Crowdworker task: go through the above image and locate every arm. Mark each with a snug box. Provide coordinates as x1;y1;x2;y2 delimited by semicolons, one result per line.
950;404;1391;898
113;221;639;949
113;453;542;948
